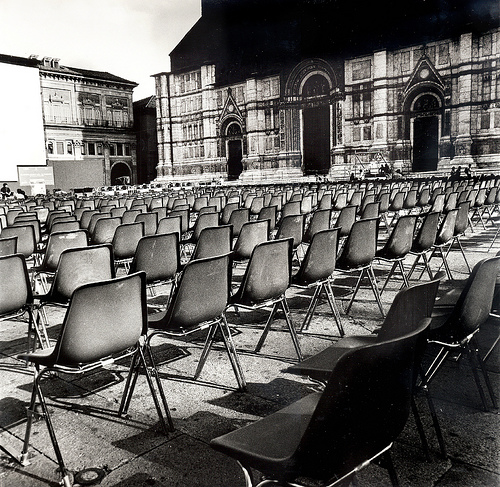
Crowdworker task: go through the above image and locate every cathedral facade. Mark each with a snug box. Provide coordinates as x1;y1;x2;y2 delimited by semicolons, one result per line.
154;0;500;182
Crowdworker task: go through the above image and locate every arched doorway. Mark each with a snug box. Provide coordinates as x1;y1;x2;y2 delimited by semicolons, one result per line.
302;74;331;175
226;122;243;180
110;162;131;185
411;94;441;172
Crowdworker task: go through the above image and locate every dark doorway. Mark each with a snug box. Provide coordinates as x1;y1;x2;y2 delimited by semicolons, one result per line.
412;116;439;172
110;162;131;185
227;140;243;180
303;105;330;174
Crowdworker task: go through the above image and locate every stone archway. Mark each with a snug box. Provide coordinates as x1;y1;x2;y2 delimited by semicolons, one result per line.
110;162;131;185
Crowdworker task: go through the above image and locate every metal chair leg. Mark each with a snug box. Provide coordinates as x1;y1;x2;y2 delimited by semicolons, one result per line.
411;397;431;461
282;298;302;361
325;279;344;336
219;316;248;391
255;302;279;353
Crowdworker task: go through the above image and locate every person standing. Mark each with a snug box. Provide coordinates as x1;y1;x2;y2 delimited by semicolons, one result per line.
1;183;10;199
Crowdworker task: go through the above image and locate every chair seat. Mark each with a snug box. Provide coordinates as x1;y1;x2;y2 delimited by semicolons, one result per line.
18;346;55;366
287;336;377;382
210;392;320;479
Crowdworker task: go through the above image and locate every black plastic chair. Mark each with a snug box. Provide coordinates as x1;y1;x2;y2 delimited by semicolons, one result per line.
112;222;144;273
424;255;500;411
335;217;385;317
232;219;270;265
32;230;88;292
129;232;182;303
0;253;41;352
292;228;343;336
0;235;17;256
375;214;417;293
190;224;232;261
34;244;115;335
211;321;428;487
288;280;445;458
302;208;331;245
407;211;441;281
90;216;121;245
18;272;173;487
145;253;246;390
228;238;302;360
426;208;458;280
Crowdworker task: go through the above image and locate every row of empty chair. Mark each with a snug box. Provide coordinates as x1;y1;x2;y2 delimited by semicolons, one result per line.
1;174;499;486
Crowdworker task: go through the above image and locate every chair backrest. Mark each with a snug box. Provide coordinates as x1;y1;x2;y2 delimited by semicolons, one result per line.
228;208;250;237
129;232;181;285
332;192;348;211
379;214;417;259
121;209;142;224
234;238;292;305
389;191;405;211
157;215;182;237
232;219;270;261
47;244;115;304
303;209;331;244
294;323;425;481
337;217;379;268
294;228;339;285
0;225;36;258
193;196;209;213
275;214;304;248
249;196;264;215
111;206;127;218
0;236;17;257
168;208;190;234
158;253;231;331
454;201;470;235
281;201;301;219
220;202;239;225
88;212;111;236
377;279;439;341
446;256;500;338
79;210;99;230
258;206;277;232
0;253;32;315
112;222;144;260
50;272;147;366
191;225;232;261
333;205;357;238
430;194;445;213
50;220;81;234
435;208;458;246
360;201;380;220
191;212;220;242
91;217;122;245
135;212;158;236
411;211;439;252
39;230;88;273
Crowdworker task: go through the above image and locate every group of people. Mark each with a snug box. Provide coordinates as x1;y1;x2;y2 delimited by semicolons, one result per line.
450;164;473;179
1;182;26;200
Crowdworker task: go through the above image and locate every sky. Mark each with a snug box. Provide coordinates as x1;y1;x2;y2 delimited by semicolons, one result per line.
0;0;202;100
